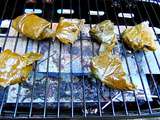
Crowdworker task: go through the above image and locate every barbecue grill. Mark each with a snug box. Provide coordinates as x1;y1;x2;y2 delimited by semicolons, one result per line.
0;0;160;119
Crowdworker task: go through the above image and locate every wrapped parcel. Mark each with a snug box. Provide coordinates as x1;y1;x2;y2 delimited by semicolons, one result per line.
55;17;85;44
91;52;136;90
0;49;42;87
122;21;156;51
12;13;55;40
90;20;116;52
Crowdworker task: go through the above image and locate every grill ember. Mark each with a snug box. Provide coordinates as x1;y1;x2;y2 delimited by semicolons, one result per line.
0;0;160;119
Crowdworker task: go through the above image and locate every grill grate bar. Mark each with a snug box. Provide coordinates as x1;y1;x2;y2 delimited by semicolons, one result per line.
57;42;62;118
135;0;160;114
109;89;116;116
102;0;108;19
111;0;135;115
13;30;22;117
122;92;129;115
43;0;54;117
121;0;142;115
43;40;51;118
87;0;103;117
128;0;157;114
78;0;87;117
148;0;160;27
0;0;9;21
39;0;50;118
134;52;153;113
2;1;18;50
0;89;7;115
102;0;116;116
133;0;160;113
114;0;152;114
69;0;74;117
23;3;37;117
57;0;63;116
118;0;144;115
0;0;19;116
138;0;160;100
94;0;103;116
14;0;43;116
114;0;136;115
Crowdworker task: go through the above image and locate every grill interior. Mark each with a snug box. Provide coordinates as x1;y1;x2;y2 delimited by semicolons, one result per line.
0;0;160;119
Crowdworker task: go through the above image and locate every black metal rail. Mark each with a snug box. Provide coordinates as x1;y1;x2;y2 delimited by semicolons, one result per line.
0;0;160;119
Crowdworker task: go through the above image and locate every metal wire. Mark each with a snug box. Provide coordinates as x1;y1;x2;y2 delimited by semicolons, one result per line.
122;0;152;113
78;0;87;117
102;0;116;116
93;0;102;116
138;0;160;100
112;0;153;114
57;0;63;117
43;13;49;120
0;0;19;116
69;0;74;117
86;0;103;117
14;1;42;118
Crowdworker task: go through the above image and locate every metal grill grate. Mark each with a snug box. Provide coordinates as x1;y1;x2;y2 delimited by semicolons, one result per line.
0;0;160;119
